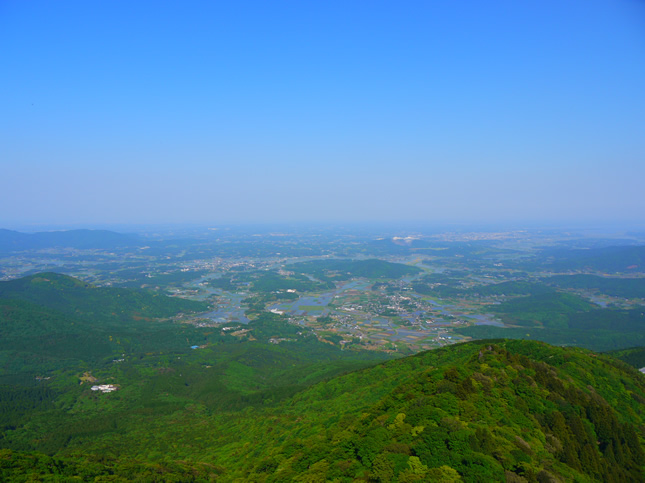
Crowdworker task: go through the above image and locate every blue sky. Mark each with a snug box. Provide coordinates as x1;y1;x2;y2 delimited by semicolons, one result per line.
1;0;644;227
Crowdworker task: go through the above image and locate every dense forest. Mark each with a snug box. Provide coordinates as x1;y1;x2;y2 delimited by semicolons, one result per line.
0;340;643;481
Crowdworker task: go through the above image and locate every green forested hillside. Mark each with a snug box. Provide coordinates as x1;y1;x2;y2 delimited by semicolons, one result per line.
456;306;645;352
250;270;335;293
224;340;644;482
1;340;643;482
608;346;645;369
488;292;597;329
1;273;644;482
0;273;212;376
0;272;208;324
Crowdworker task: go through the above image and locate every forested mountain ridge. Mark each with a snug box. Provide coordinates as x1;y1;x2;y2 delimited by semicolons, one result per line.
1;340;643;481
225;340;645;482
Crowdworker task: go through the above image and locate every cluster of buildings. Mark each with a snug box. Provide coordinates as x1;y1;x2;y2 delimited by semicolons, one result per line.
90;384;119;393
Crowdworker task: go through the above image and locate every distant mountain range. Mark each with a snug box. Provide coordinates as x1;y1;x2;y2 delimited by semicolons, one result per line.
0;229;140;253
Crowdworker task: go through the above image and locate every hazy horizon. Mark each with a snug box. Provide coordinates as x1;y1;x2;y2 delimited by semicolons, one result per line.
2;1;644;226
4;220;645;239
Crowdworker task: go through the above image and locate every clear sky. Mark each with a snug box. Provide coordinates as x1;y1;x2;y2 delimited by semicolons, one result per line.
1;0;644;227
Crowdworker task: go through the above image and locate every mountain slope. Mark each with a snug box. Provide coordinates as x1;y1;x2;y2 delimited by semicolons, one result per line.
227;340;644;482
0;272;207;325
1;340;642;482
0;273;210;373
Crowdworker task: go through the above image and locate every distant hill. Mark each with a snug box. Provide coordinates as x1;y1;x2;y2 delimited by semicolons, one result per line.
0;228;140;253
288;258;422;281
607;346;645;369
545;274;645;299
541;245;645;273
488;291;597;329
366;238;518;259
